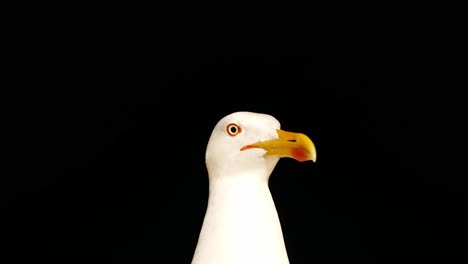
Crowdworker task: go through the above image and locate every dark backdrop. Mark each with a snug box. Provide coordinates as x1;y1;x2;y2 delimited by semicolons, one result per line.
4;56;466;263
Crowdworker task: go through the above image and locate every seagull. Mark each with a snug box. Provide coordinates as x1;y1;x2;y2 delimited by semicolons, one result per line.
192;111;316;264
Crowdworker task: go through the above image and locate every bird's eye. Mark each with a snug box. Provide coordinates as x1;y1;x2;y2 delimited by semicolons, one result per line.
226;123;242;136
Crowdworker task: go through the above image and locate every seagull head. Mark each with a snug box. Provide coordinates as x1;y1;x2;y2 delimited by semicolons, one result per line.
205;111;316;181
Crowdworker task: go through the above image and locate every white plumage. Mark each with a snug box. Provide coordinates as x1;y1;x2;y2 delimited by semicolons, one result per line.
192;111;316;264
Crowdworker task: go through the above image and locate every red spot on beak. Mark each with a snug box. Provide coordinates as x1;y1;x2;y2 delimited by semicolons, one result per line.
292;147;308;162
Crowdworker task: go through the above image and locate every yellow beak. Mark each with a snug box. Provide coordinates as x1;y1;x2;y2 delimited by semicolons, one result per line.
241;129;317;162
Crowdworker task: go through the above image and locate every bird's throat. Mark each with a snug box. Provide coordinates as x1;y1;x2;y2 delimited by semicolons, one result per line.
192;176;290;264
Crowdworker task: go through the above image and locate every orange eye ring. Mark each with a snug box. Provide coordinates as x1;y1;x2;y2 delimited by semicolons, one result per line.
226;123;242;136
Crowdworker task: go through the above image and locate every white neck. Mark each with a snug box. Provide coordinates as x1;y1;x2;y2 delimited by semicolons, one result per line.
192;175;289;264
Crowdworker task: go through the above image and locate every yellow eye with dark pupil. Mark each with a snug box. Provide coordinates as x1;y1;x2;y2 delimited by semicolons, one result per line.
226;123;242;136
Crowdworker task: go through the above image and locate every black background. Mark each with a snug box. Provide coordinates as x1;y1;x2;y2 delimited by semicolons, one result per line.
4;56;466;263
